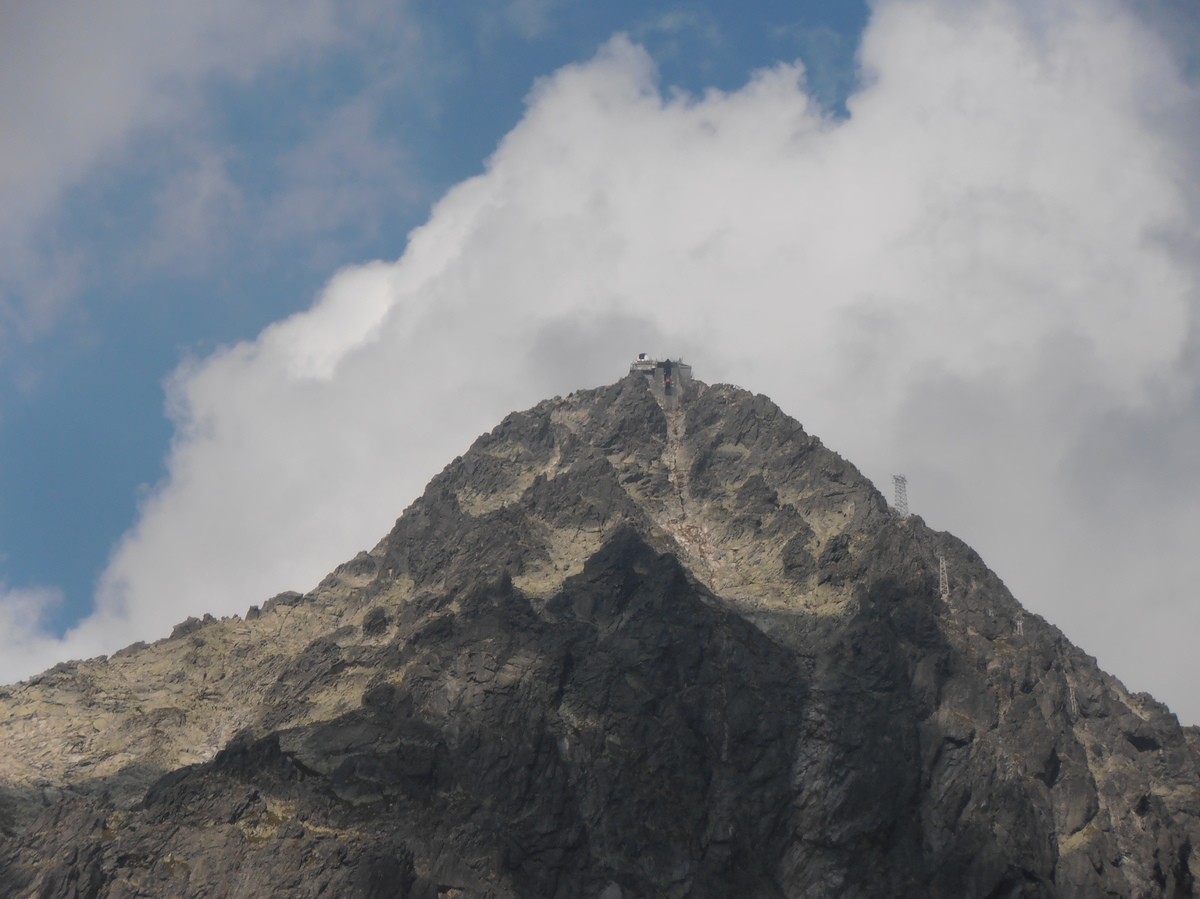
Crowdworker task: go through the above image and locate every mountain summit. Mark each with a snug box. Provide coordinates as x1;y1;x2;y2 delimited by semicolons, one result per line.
1;366;1198;898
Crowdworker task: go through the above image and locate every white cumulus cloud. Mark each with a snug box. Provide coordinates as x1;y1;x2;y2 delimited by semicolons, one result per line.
6;0;1200;724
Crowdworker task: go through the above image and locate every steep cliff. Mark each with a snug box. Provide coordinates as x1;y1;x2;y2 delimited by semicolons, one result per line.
1;373;1197;898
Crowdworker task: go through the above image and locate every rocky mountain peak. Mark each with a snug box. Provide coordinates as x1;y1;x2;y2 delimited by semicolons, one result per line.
1;370;1198;898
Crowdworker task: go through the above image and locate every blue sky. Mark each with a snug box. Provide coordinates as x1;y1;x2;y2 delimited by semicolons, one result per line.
3;0;1200;726
0;0;866;633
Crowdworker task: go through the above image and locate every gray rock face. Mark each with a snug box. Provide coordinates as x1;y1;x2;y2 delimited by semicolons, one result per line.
1;373;1198;898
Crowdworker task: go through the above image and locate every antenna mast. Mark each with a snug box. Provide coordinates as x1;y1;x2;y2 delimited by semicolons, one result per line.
892;475;909;518
938;557;949;601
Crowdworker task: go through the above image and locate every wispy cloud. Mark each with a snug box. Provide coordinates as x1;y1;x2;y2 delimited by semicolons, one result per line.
503;0;565;40
0;0;344;345
144;147;245;272
263;98;421;249
138;97;421;275
631;10;723;46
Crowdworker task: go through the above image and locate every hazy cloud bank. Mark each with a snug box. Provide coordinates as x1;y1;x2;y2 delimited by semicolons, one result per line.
6;0;1200;722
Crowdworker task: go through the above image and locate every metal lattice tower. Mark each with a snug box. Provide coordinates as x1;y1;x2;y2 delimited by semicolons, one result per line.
938;556;949;600
893;475;909;518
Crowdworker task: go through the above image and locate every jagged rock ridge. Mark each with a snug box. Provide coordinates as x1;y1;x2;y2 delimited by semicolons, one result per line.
0;373;1197;898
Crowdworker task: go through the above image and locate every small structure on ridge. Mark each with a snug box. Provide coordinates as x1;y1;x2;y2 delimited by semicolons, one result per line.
631;354;692;409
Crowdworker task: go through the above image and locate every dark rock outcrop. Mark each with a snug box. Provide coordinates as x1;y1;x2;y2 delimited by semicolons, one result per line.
1;372;1197;897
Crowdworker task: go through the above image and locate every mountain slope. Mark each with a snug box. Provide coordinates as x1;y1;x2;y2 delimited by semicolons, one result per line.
1;372;1197;898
